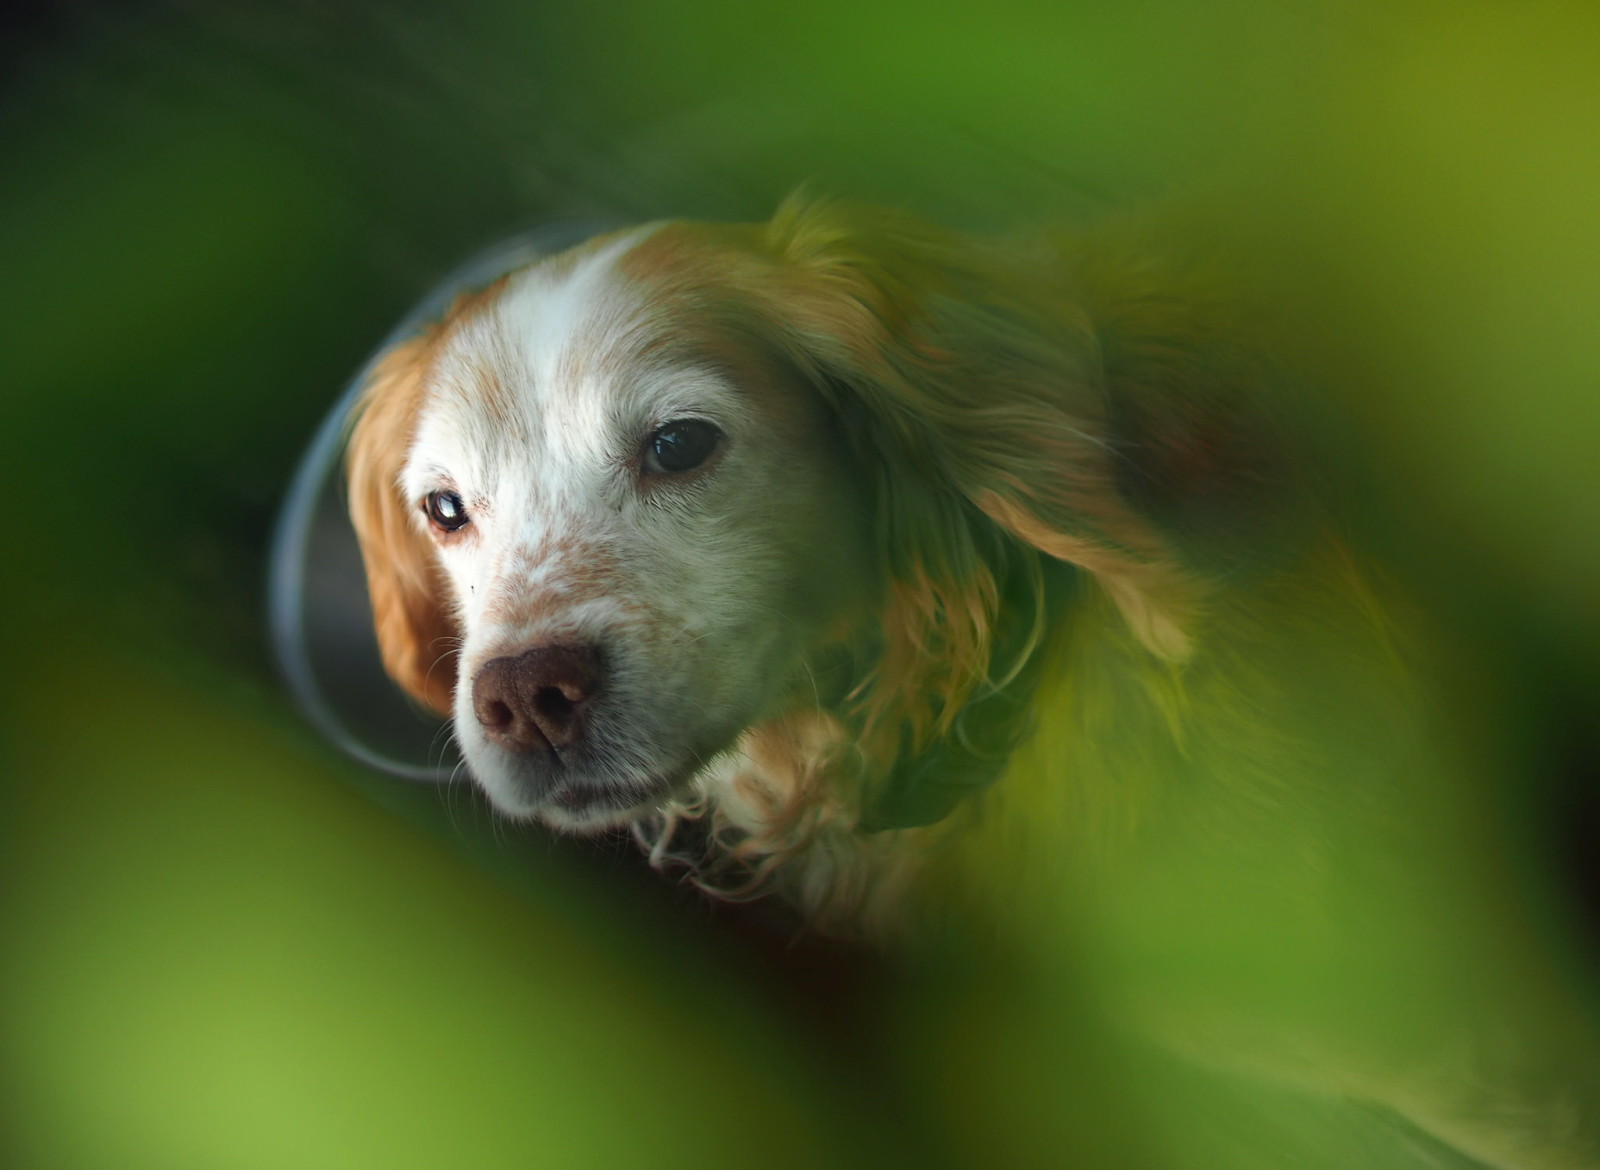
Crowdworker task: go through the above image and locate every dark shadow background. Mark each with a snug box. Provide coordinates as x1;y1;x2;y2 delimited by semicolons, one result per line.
2;2;1597;1167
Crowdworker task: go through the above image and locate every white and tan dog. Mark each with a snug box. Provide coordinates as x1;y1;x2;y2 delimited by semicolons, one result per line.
348;197;1598;1168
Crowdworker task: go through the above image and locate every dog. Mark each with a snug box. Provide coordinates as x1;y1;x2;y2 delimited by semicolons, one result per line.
346;196;1599;1168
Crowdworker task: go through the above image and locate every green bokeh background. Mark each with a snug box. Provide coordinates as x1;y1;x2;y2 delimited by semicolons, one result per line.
3;1;1598;1166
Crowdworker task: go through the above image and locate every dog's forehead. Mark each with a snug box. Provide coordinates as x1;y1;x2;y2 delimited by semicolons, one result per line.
428;230;652;431
408;226;782;498
402;231;673;508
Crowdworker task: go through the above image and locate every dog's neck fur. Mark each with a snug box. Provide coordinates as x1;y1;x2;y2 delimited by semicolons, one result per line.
637;553;1093;936
640;529;1405;942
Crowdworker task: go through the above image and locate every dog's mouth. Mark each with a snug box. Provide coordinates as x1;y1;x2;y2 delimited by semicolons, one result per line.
463;732;717;831
531;761;705;831
542;789;658;830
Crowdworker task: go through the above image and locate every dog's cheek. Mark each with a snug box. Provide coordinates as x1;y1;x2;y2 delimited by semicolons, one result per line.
772;452;875;635
658;529;790;709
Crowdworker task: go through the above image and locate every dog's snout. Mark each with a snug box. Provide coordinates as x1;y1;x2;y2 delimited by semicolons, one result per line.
471;644;604;754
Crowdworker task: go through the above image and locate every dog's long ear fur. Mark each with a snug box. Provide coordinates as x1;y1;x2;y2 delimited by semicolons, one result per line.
346;334;458;716
761;196;1285;673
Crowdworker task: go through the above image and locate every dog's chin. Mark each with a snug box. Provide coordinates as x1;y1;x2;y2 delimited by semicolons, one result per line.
465;749;704;834
531;794;666;834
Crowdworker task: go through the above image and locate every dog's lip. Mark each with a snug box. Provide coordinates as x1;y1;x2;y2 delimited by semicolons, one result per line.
525;773;686;833
549;781;661;814
466;715;741;826
546;762;696;816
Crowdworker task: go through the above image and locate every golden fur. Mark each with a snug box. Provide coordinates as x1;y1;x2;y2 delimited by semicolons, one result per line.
346;197;1600;1168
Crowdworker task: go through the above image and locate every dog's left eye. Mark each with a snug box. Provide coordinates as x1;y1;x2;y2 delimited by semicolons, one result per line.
644;419;723;475
423;490;471;532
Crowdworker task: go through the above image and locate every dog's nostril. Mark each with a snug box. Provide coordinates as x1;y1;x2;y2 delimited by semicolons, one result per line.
472;643;604;755
534;686;577;721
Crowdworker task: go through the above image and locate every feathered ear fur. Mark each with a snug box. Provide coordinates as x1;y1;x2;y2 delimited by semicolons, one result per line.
753;197;1289;791
760;197;1230;661
346;333;459;716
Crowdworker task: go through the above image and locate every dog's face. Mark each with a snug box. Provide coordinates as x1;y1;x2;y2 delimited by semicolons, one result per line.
351;227;875;828
350;201;1222;833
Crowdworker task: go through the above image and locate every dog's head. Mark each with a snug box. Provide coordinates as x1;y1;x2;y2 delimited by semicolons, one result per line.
348;198;1279;832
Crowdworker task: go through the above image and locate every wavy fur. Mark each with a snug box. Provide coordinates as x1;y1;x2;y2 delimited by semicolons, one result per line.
346;197;1600;1168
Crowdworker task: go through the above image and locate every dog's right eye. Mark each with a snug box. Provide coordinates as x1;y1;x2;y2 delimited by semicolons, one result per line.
423;490;471;533
644;419;723;476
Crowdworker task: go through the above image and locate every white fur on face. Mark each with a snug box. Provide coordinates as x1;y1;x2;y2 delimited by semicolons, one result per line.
399;232;870;829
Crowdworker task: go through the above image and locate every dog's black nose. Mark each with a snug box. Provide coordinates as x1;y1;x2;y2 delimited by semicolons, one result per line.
471;644;604;754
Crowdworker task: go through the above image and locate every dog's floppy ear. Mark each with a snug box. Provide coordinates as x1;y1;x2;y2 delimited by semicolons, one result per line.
346;334;458;716
761;196;1267;664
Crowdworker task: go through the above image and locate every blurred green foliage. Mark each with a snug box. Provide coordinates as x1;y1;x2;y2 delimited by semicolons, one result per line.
3;0;1598;1166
